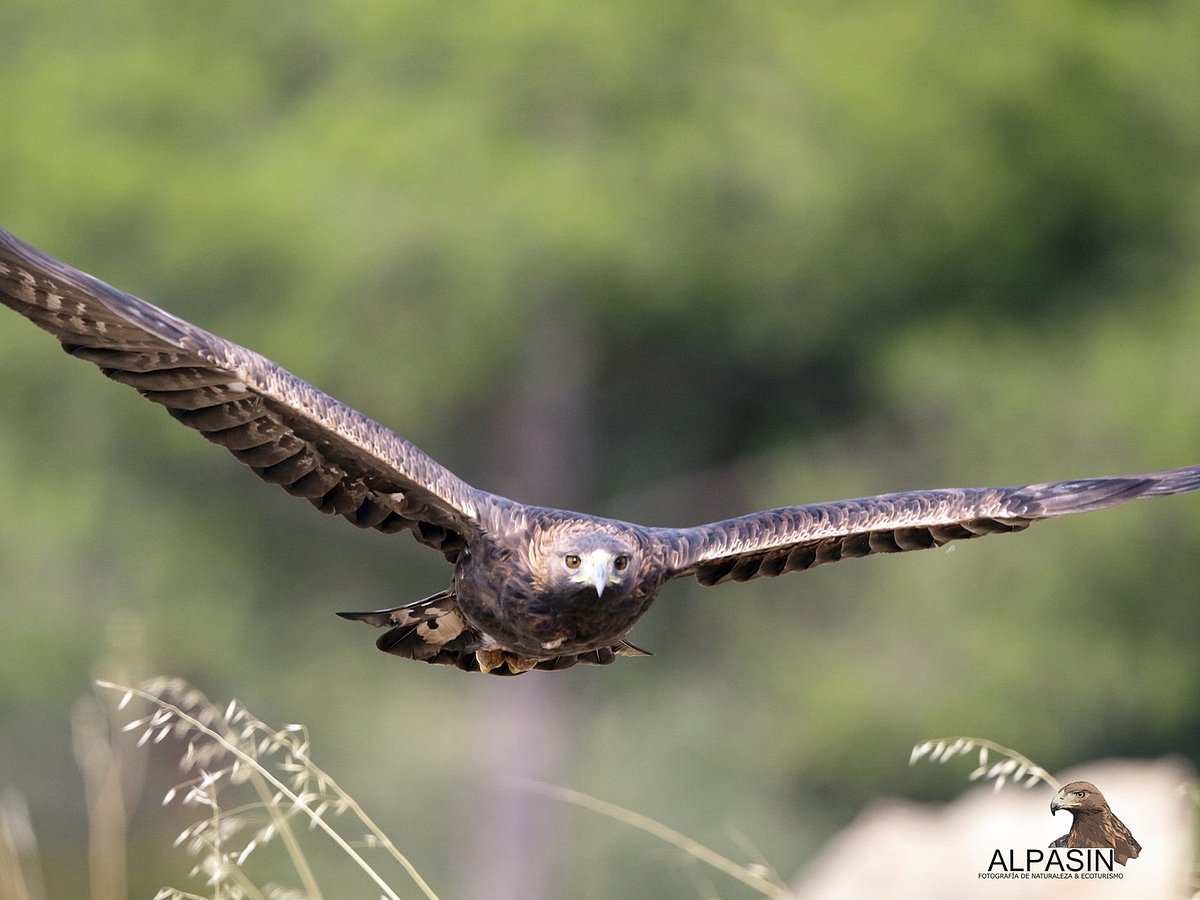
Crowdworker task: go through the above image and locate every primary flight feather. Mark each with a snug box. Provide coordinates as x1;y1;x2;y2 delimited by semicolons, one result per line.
3;227;1198;675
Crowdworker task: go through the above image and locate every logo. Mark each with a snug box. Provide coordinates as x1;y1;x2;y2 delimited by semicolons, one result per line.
909;739;1143;884
1047;781;1141;865
978;780;1141;881
982;847;1118;881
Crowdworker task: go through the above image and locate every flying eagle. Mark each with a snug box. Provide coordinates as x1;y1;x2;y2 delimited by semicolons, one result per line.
3;227;1200;675
1050;781;1141;865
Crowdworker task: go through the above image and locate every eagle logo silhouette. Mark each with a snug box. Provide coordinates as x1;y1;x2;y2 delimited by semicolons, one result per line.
1051;782;1141;865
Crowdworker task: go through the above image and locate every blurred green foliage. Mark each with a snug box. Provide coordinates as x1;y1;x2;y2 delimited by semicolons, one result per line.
2;0;1199;896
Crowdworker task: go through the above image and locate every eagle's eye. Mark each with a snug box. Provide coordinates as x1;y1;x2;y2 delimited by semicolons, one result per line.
613;554;630;572
564;554;582;569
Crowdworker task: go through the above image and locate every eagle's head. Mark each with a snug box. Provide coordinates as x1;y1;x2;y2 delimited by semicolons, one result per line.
1051;781;1104;815
534;525;639;599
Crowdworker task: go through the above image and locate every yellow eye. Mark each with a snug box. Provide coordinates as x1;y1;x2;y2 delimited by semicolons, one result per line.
564;554;581;569
613;555;629;572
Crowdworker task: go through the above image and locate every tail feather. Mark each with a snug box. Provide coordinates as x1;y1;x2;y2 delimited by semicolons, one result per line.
338;590;471;662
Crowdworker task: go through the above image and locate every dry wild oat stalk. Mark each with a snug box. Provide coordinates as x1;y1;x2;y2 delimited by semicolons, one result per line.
909;736;1060;793
512;780;792;900
97;678;437;900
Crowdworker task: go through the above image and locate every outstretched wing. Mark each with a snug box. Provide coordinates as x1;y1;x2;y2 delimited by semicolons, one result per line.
659;466;1200;586
0;227;492;557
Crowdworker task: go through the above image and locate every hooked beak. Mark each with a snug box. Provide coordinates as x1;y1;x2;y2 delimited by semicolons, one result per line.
582;553;613;597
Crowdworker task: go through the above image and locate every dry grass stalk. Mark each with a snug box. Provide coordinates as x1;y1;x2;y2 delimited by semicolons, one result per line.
909;736;1061;793
97;678;438;900
512;779;792;898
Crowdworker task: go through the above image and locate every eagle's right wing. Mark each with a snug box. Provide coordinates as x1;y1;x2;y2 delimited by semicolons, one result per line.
0;227;496;558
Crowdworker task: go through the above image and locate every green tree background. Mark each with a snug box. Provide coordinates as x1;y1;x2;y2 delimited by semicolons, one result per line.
1;0;1199;896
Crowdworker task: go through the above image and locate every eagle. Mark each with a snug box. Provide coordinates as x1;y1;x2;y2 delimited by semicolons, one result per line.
1050;781;1141;865
3;227;1199;675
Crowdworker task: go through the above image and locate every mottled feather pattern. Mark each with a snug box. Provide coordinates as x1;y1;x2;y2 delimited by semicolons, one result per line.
661;488;1025;585
665;469;1200;586
4;225;1200;675
0;229;483;555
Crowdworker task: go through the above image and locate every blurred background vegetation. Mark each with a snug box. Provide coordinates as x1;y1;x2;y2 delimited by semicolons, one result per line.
2;0;1199;896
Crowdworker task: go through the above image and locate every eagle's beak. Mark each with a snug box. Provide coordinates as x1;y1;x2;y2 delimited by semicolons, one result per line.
583;554;612;597
1050;792;1064;814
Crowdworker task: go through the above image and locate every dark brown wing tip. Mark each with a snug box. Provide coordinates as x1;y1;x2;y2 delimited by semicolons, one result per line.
1010;464;1200;516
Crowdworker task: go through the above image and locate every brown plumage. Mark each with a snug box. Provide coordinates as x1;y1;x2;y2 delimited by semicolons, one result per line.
1050;781;1141;865
4;226;1200;674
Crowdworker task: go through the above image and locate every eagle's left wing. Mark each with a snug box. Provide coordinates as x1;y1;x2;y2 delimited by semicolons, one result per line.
657;466;1200;586
0;227;495;558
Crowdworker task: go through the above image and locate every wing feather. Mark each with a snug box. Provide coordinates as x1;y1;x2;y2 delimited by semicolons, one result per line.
0;227;495;555
659;466;1200;586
